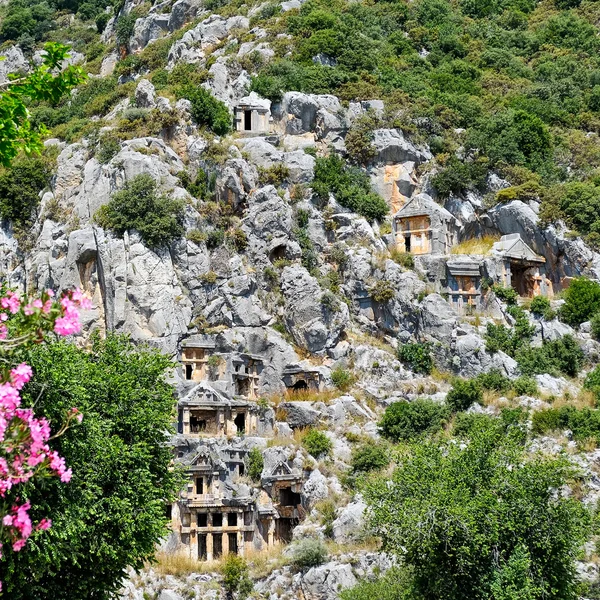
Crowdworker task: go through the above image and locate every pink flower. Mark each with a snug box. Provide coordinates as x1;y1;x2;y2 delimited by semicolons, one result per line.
36;518;51;531
2;515;13;526
46;289;55;297
23;304;34;316
0;384;20;411
0;313;7;322
32;299;43;309
42;300;52;314
12;539;26;551
54;316;81;336
60;469;72;483
0;293;20;314
0;325;7;340
10;364;32;390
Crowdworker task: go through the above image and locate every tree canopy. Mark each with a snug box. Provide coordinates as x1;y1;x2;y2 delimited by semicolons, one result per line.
0;334;184;599
363;423;590;600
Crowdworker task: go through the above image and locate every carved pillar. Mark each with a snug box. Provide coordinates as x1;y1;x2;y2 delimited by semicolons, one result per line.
207;532;213;561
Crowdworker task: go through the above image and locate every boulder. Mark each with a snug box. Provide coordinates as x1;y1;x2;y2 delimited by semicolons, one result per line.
280;265;349;354
302;469;328;506
158;591;183;600
302;563;357;599
279;401;320;428
135;79;156;109
371;128;431;165
332;499;367;543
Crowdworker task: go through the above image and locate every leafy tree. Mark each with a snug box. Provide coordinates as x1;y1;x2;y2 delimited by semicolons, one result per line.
303;429;333;457
363;423;590;600
379;399;449;442
1;335;184;599
0;43;86;167
176;85;231;135
529;295;551;318
560;277;600;326
95;174;185;248
247;447;264;482
446;377;482;412
516;335;584;378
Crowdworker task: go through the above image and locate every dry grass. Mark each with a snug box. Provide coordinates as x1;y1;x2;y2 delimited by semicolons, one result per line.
153;551;222;576
246;544;289;579
552;389;596;410
450;235;500;255
283;389;339;404
347;330;397;355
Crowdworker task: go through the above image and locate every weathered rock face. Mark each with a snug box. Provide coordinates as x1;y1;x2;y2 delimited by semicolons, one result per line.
280;266;349;354
487;200;600;283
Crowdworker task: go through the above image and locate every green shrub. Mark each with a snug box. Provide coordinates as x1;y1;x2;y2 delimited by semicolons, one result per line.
379;399;449;442
222;554;253;599
290;538;328;570
258;164;290;186
95;174;185;248
397;342;433;375
532;406;600;443
591;313;600;340
513;376;538;397
529;295;551;318
516;336;584;378
116;13;137;46
247;447;264;482
331;367;354;391
390;249;414;269
446;378;482;412
340;567;412;600
432;156;489;198
0;155;51;229
584;366;600;399
492;284;518;305
176;85;231;135
475;369;511;393
312;153;387;222
560;277;600;326
95;135;121;164
369;280;396;303
303;429;333;458
206;228;225;249
344;112;378;165
351;443;389;474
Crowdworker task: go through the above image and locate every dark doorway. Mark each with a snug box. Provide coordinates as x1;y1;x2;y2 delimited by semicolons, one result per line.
165;504;172;520
405;235;411;252
195;478;204;495
198;513;208;527
244;110;252;131
239;463;245;476
269;245;286;262
177;409;183;434
198;534;207;560
279;487;301;507
292;380;308;392
213;533;223;558
228;512;238;527
235;378;250;397
213;513;223;527
228;532;238;555
190;415;207;433
234;413;246;433
185;364;193;380
276;518;298;543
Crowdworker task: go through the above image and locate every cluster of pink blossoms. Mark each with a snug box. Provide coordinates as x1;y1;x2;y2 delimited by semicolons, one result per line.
0;288;90;576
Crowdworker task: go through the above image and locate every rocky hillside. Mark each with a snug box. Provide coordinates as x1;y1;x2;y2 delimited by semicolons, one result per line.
3;0;600;598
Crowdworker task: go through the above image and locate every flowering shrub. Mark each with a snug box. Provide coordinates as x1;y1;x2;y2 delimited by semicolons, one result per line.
0;287;89;584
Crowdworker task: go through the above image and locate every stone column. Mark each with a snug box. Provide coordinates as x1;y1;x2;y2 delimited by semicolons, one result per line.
268;518;275;547
223;528;230;555
207;532;213;561
238;530;244;557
